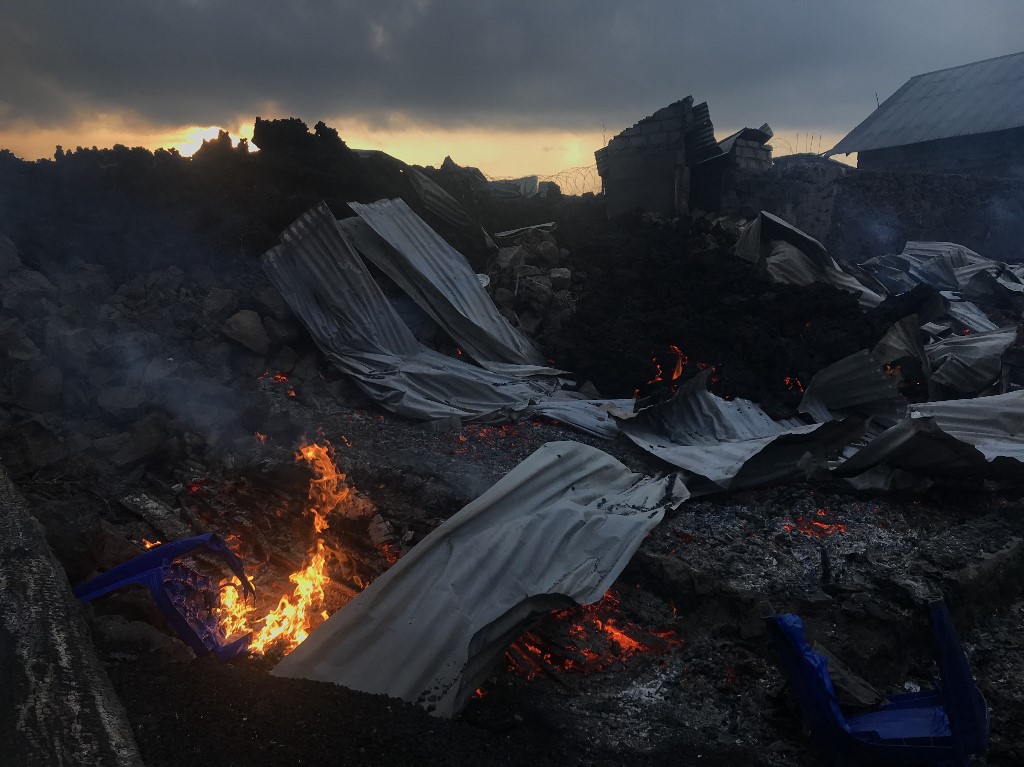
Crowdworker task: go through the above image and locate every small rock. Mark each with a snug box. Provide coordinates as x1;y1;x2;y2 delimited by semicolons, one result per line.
223;310;269;355
549;267;572;291
203;287;238;321
534;241;561;267
110;412;168;467
269;345;298;372
496;246;526;271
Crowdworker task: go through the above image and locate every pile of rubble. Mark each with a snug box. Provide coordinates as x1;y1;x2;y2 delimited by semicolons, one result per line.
488;225;577;339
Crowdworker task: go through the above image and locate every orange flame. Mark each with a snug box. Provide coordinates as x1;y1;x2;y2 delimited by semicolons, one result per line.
141;538;162;549
217;438;353;655
507;589;680;679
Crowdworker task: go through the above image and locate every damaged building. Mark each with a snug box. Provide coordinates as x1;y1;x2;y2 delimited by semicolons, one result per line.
595;97;773;217
828;51;1024;177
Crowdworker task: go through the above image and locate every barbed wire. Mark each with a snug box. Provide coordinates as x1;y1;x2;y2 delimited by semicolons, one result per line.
484;164;602;196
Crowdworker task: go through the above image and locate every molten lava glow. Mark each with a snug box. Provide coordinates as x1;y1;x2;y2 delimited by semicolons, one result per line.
217;438;352;655
141;538;162;549
783;508;847;538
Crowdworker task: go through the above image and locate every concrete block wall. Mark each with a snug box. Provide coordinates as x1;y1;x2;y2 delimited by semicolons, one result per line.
597;97;696;217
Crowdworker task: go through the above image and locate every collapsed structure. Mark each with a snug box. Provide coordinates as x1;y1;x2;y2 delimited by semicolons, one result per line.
595;96;773;218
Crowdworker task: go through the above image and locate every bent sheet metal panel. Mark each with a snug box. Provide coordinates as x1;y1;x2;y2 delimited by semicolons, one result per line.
272;441;688;718
347;198;550;371
837;391;1024;477
622;371;860;492
262;203;620;437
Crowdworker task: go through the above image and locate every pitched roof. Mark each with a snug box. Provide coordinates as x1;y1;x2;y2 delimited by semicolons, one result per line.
827;51;1024;156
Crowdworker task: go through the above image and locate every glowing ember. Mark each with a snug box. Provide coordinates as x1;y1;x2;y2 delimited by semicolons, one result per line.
141;538;162;549
782;507;847;538
784;376;805;393
507;590;680;679
217;438;354;655
254;431;268;445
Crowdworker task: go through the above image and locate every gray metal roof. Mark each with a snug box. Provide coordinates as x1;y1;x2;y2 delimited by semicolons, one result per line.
827;51;1024;155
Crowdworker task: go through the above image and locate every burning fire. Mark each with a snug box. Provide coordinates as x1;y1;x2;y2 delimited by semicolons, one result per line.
141;538;162;549
643;344;718;392
507;590;680;679
783;508;847;538
217;438;353;655
784;376;805;393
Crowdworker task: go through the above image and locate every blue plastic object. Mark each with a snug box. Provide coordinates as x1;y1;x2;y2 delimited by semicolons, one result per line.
74;533;255;661
765;601;988;766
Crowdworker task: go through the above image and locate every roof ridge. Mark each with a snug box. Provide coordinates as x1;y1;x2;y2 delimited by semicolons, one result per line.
907;50;1024;80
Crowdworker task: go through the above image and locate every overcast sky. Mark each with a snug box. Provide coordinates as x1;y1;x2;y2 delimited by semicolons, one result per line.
2;1;1022;175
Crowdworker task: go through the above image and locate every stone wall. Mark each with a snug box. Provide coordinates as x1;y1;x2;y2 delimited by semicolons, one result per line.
708;159;1024;264
857;127;1024;178
829;169;1024;264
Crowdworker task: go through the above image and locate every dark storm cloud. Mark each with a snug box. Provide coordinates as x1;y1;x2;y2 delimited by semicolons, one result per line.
2;0;1023;136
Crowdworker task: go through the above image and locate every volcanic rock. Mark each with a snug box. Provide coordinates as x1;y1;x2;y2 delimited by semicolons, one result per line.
5;360;63;412
0;236;23;276
549;267;572;291
91;615;195;664
534;240;561;267
269;345;297;372
97;385;147;421
496;246;526;271
0;318;41;360
223;309;269;355
202;287;239;321
110;412;169;467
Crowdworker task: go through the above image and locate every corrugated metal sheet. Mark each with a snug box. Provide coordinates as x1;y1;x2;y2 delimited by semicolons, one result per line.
344;198;551;373
926;328;1016;394
686;101;722;162
837;391;1024;478
622;371;861;493
736;212;883;308
828;51;1024;155
798;349;907;427
273;441;688;717
262;203;621;437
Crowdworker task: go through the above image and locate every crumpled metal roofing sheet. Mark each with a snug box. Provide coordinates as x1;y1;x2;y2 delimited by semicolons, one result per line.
926;328;1016;394
828;51;1024;155
736;212;883;308
837;391;1024;478
272;441;688;717
262;203;620;437
343;199;552;373
798;349;907;427
622;371;861;492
